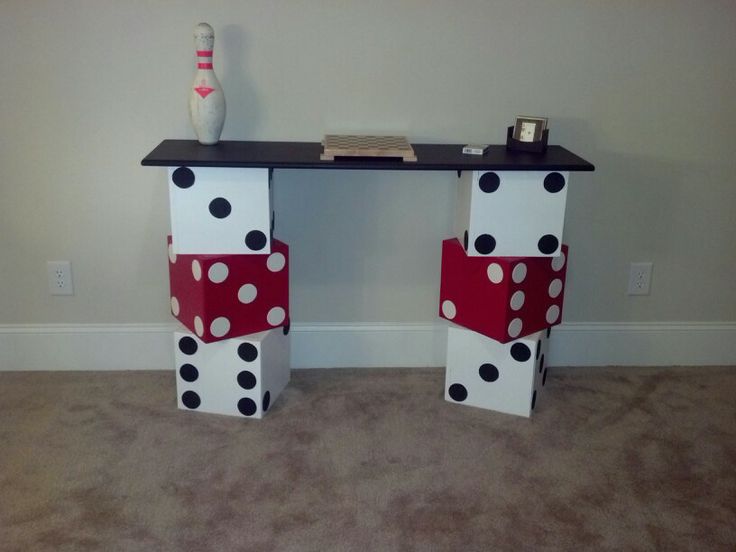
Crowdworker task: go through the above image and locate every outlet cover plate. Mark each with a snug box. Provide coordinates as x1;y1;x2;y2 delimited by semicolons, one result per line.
627;262;653;296
48;260;74;296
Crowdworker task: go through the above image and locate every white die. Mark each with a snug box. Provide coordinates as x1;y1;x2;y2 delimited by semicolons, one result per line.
455;170;569;257
174;327;290;419
169;166;272;254
445;325;550;417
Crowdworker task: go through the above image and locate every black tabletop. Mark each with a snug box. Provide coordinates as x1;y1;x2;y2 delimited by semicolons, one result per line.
141;140;594;172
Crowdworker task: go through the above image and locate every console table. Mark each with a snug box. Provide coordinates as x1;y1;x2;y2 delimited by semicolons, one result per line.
142;139;594;419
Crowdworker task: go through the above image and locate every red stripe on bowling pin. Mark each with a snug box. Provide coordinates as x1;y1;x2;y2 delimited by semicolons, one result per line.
196;50;213;70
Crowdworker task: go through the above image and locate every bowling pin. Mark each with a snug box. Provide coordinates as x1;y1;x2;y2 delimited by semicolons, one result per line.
189;23;226;145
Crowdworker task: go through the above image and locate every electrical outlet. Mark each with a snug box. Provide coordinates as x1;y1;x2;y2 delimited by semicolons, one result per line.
48;261;74;295
627;262;652;295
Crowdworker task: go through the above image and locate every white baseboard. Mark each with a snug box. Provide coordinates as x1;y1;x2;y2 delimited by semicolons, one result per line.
548;322;736;367
0;324;175;372
1;322;734;371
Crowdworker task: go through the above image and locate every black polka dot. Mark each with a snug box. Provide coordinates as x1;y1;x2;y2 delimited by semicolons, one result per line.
182;391;201;409
479;172;500;193
237;398;257;416
531;390;537;410
179;364;199;382
463;230;469;251
539;354;545;374
543;172;566;193
172;167;195;189
262;391;271;412
546;327;551;338
535;340;541;360
245;230;267;251
208;197;232;218
538;235;559;255
474;234;496;255
237;370;256;390
542;368;548;386
178;336;198;355
510;343;531;362
448;383;468;402
237;343;258;362
478;363;499;382
283;319;290;336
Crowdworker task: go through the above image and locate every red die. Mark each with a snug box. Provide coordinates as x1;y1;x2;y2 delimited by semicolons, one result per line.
167;236;289;343
439;238;567;343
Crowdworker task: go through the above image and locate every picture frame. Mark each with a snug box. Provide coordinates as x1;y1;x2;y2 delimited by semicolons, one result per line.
512;116;548;143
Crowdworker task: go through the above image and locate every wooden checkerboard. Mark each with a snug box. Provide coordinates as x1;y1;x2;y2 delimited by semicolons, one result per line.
320;135;417;162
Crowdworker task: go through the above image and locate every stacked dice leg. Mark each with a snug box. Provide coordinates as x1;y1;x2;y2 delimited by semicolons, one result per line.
443;169;571;417
167;165;290;419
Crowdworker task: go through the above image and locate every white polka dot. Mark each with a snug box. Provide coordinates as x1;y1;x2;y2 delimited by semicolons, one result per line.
546;305;561;324
510;290;525;311
551;252;566;272
210;316;231;338
194;316;204;337
441;300;457;319
267;306;286;326
238;283;258;304
487;263;504;284
548;279;563;298
512;263;527;283
267;252;286;272
170;296;180;316
508;318;523;338
208;262;229;283
168;244;177;264
192;260;202;281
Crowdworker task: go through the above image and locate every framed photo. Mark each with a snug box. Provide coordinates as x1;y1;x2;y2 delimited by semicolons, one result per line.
512;116;548;143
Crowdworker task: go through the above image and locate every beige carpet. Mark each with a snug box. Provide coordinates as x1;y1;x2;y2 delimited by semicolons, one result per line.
1;366;734;551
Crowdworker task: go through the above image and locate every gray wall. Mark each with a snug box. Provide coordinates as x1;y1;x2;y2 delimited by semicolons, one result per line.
1;1;735;326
